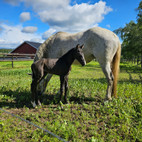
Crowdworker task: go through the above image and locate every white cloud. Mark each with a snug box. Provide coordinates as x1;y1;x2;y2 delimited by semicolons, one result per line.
4;0;21;6
22;26;38;33
23;0;112;33
5;0;112;33
3;0;113;45
20;12;31;22
23;0;70;11
4;0;112;31
0;24;43;48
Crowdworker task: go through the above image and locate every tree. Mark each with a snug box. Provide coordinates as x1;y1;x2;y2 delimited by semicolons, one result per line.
136;1;142;67
114;1;142;68
137;1;142;24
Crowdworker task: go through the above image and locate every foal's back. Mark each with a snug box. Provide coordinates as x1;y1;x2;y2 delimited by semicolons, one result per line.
33;57;71;76
44;57;72;75
33;58;57;74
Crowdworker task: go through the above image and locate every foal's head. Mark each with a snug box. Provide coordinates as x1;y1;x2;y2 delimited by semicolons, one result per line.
74;44;86;66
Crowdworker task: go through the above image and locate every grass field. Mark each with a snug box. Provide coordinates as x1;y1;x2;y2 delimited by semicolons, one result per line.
0;60;142;142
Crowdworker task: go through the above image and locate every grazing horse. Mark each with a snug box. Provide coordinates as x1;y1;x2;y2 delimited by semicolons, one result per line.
34;27;121;102
31;44;86;107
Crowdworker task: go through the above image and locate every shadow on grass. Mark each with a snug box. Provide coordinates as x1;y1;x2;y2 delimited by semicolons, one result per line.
0;76;141;109
0;87;103;109
71;77;141;85
0;88;32;108
42;92;103;106
120;63;142;73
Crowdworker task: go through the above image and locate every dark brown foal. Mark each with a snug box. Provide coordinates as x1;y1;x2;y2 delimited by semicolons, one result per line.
31;44;86;107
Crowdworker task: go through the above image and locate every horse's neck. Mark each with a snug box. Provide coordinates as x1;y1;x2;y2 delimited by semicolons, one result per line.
60;49;75;66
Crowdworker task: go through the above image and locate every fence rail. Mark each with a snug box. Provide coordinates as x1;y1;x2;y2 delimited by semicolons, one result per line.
0;53;35;68
0;53;35;56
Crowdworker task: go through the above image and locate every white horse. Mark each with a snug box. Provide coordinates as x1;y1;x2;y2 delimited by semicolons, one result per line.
34;27;121;102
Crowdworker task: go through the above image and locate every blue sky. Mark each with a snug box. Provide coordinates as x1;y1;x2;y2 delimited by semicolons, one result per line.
0;0;141;48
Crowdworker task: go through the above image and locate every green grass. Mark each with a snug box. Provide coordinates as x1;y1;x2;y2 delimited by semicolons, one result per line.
0;61;142;142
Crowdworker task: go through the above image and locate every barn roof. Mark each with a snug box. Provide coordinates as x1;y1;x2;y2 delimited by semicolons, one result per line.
25;41;42;49
11;41;42;53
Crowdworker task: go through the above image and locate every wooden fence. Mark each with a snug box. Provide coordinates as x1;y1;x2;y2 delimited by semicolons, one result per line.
0;53;35;68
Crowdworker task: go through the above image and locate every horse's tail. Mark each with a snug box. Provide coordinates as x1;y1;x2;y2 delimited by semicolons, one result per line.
112;42;121;98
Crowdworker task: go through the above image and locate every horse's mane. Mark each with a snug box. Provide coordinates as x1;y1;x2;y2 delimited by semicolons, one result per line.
34;34;55;61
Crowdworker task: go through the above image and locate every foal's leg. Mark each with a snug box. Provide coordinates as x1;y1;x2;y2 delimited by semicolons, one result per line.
60;75;65;102
101;62;114;100
31;79;38;107
64;75;69;104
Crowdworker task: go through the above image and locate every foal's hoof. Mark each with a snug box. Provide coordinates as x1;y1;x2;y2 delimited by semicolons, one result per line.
64;100;69;104
31;101;37;108
38;100;42;106
63;98;69;104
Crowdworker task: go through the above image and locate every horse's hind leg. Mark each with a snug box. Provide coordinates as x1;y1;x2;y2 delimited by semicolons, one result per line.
101;62;114;100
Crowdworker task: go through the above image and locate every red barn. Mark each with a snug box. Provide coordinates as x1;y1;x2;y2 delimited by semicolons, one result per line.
11;41;42;54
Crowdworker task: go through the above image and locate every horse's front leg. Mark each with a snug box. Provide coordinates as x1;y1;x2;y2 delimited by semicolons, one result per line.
37;74;53;95
64;75;69;104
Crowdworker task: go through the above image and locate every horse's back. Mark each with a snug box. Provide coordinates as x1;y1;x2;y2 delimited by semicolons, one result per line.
52;27;120;54
35;27;120;63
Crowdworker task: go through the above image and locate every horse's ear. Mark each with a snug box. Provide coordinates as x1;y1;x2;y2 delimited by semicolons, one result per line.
76;44;84;49
75;44;80;49
80;44;84;49
76;44;80;48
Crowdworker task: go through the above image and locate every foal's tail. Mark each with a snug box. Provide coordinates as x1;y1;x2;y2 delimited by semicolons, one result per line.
112;42;121;98
31;64;35;80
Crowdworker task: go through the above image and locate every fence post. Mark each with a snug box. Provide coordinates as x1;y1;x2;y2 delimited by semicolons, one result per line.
12;55;14;68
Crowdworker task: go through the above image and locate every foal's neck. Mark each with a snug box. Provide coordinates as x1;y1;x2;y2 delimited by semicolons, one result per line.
60;49;75;66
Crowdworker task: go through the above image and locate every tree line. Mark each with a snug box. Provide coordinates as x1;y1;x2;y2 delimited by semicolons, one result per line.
114;1;142;68
0;49;12;53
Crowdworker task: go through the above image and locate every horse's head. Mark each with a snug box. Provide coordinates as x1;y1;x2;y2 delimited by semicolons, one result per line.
74;44;86;66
